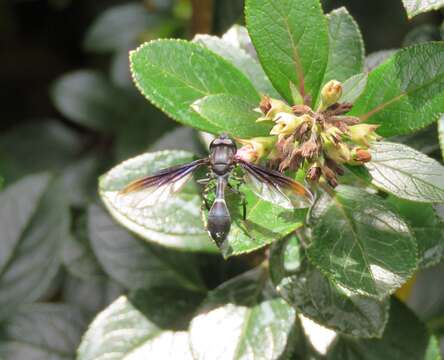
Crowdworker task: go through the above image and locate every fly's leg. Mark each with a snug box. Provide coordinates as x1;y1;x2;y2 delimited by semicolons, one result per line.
201;180;216;211
228;181;247;220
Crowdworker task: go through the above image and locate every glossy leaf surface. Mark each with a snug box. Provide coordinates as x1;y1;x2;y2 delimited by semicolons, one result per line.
307;187;417;299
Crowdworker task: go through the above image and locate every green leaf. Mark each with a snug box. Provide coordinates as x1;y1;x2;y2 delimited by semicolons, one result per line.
77;287;204;360
189;267;296;360
245;0;329;103
89;204;205;291
0;304;87;360
84;4;161;53
439;115;444;159
191;94;272;138
0;174;69;318
62;212;105;280
327;298;433;360
203;188;307;258
63;275;123;316
340;73;368;104
0;120;82;184
402;0;444;18
194;34;280;98
99;150;217;252
130;39;260;134
322;8;364;85
51;70;125;131
366;141;444;203
307;186;417;299
351;43;444;137
425;336;442;360
60;153;108;207
270;236;390;338
387;196;444;268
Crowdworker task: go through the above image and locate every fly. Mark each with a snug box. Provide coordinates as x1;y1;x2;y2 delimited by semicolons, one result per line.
118;134;313;247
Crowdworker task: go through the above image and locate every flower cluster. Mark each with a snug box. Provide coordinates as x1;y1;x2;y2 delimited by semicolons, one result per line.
237;80;381;187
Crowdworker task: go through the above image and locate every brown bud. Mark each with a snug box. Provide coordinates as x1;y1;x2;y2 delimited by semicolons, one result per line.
292;104;312;115
307;166;321;182
288;148;303;171
354;148;372;163
325;158;344;176
300;139;319;159
259;96;272;114
322;166;338;188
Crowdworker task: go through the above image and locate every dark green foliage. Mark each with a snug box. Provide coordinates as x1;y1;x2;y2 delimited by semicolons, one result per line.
1;0;444;359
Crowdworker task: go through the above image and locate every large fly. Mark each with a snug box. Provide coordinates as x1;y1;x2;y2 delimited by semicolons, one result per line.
118;134;313;247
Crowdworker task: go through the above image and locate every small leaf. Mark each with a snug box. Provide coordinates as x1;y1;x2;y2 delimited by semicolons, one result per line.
439;115;444;160
194;34;279;98
51;70;125;131
387;196;444;268
402;0;444;18
0;175;69;318
189;267;296;360
366;141;444;203
99;150;217;252
270;236;390;338
351;43;444;137
0;304;87;360
84;4;161;53
340;73;368;104
62;212;105;280
307;186;417;299
327;298;433;360
245;0;329;103
191;94;272;138
77;287;203;360
323;8;364;85
203;189;307;258
130;39;260;134
89;204;206;292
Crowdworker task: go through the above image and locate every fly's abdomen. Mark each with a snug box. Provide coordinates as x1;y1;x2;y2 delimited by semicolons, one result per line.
207;199;231;247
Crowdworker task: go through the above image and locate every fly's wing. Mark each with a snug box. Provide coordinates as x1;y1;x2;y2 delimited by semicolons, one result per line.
238;160;313;209
117;158;208;209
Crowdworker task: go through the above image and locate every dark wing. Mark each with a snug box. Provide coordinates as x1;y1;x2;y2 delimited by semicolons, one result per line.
117;158;208;209
237;160;313;209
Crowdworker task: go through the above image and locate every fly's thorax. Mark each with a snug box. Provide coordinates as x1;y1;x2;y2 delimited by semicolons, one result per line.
209;135;237;175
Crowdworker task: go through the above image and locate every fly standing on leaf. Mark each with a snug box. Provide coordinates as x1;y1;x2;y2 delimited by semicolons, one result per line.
118;134;313;247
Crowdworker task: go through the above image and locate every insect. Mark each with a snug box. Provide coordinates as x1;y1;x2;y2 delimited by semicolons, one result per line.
119;134;313;247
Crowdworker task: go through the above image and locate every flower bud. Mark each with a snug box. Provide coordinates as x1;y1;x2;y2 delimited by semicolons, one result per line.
348;147;372;165
323;126;343;144
236;136;276;162
270;113;306;136
322;166;338;188
307;165;322;182
348;124;381;147
323;141;351;164
319;80;342;111
256;97;292;122
300;139;319;159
